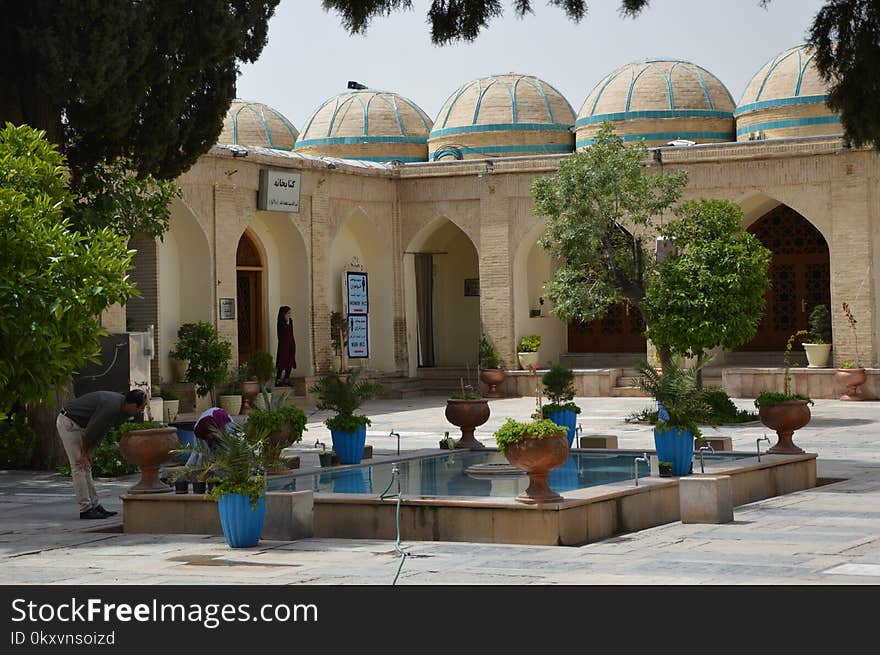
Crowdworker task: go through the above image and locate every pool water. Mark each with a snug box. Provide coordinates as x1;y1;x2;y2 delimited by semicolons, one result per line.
268;450;751;498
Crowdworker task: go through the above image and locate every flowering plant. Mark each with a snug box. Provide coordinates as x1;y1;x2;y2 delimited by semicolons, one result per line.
841;302;862;368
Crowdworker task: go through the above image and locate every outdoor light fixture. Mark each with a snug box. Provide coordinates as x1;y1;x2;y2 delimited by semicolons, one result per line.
347;80;368;90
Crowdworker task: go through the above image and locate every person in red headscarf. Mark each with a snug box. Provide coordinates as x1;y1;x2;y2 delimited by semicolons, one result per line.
186;407;233;468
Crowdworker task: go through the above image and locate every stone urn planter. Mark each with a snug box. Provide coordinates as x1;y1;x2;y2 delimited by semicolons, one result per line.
758;400;812;454
239;380;261;413
517;351;539;370
836;367;867;401
445;398;490;449
119;427;179;494
504;431;570;504
218;394;243;416
479;368;506;398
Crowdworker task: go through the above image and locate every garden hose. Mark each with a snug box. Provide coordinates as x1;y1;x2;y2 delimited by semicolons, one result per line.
379;465;407;585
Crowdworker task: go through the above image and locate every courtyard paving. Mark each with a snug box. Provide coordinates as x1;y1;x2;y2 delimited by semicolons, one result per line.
1;396;879;585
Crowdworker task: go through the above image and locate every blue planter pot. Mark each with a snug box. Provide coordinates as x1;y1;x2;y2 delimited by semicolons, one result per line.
546;410;578;447
653;426;694;476
217;492;266;548
331;424;367;465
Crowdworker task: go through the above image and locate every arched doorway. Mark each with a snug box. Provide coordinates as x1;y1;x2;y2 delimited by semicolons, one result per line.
739;204;830;351
236;231;264;363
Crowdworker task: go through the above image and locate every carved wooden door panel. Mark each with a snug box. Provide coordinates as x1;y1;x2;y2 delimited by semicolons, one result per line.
739;205;830;351
567;302;646;353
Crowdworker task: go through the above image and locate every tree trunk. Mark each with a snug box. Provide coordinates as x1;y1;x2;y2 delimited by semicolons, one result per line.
27;382;74;470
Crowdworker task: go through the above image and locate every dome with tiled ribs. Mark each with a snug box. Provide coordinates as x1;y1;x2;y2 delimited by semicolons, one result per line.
218;100;298;150
428;73;575;160
294;90;432;163
735;44;841;141
576;60;735;148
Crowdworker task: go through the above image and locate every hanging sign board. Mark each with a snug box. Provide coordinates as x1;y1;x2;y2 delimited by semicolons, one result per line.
258;169;301;212
346;271;368;314
347;315;369;359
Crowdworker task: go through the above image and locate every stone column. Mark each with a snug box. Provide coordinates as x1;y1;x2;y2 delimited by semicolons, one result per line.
479;183;515;368
390;188;408;373
310;179;334;373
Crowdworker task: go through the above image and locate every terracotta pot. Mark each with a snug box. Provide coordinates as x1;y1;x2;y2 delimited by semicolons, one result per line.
479;368;506;398
503;432;570;504
835;368;867;401
803;343;831;368
445;399;490;449
239;380;260;413
119;427;179;494
758;400;812;454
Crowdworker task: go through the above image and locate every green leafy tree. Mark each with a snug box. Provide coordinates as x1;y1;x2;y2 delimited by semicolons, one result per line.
325;1;878;148
0;124;136;417
0;1;279;180
532;122;687;368
644;199;771;371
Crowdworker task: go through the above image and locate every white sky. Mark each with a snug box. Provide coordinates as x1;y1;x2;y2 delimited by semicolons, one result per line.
235;0;827;130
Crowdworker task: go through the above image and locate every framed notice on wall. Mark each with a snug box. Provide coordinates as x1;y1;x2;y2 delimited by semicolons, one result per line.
219;298;236;320
257;169;301;213
346;271;368;314
347;315;369;359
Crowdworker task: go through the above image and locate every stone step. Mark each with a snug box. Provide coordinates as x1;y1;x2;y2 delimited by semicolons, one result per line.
609;386;650;398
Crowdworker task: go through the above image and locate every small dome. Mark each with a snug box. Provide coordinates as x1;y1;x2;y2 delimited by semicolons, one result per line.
295;91;432;163
218;100;298;150
576;59;735;148
735;44;841;141
428;74;575;160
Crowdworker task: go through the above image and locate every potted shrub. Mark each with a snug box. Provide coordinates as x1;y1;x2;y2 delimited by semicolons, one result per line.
836;302;867;400
308;367;383;465
206;423;267;548
445;381;490;449
493;417;569;504
635;357;711;476
540;363;581;446
161;388;180;423
754;332;814;454
516;334;542;370
169;321;232;407
478;333;505;398
658;461;673;477
167;467;190;494
245;387;307;473
802;304;832;367
243;350;275;411
217;368;243;416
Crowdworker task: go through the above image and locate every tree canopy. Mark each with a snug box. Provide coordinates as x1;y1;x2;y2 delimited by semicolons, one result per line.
0;1;279;181
324;0;880;148
0;124;137;417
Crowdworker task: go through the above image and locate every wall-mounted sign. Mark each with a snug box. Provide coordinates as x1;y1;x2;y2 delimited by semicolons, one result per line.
347;315;369;359
219;298;236;320
464;278;480;297
346;271;368;314
258;169;301;213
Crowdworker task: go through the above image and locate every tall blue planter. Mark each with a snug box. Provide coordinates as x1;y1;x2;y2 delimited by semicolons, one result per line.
217;492;266;548
546;410;578;447
331;424;367;465
653;426;694;476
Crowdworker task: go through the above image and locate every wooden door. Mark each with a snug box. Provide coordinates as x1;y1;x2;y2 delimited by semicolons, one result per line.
567;302;646;353
739;205;830;351
236;232;264;363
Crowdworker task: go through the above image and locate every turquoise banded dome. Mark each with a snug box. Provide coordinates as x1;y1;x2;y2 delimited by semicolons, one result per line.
735;44;841;141
576;59;735;148
218;100;298;150
295;90;432;163
428;73;575;160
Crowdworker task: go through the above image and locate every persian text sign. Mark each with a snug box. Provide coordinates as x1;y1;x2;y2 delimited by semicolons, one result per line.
347;315;369;359
258;169;301;212
346;272;368;314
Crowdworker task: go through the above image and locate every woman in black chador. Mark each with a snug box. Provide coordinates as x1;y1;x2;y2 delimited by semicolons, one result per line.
275;305;296;386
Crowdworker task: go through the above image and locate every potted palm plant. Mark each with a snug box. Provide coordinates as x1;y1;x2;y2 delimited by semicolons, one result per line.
836;302;867;400
308;367;383;465
478;333;505;398
541;363;581;446
206;422;267;548
754;332;814;453
516;334;542;370
245;387;307;473
493;417;569;504
635;357;711;476
802;304;832;368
